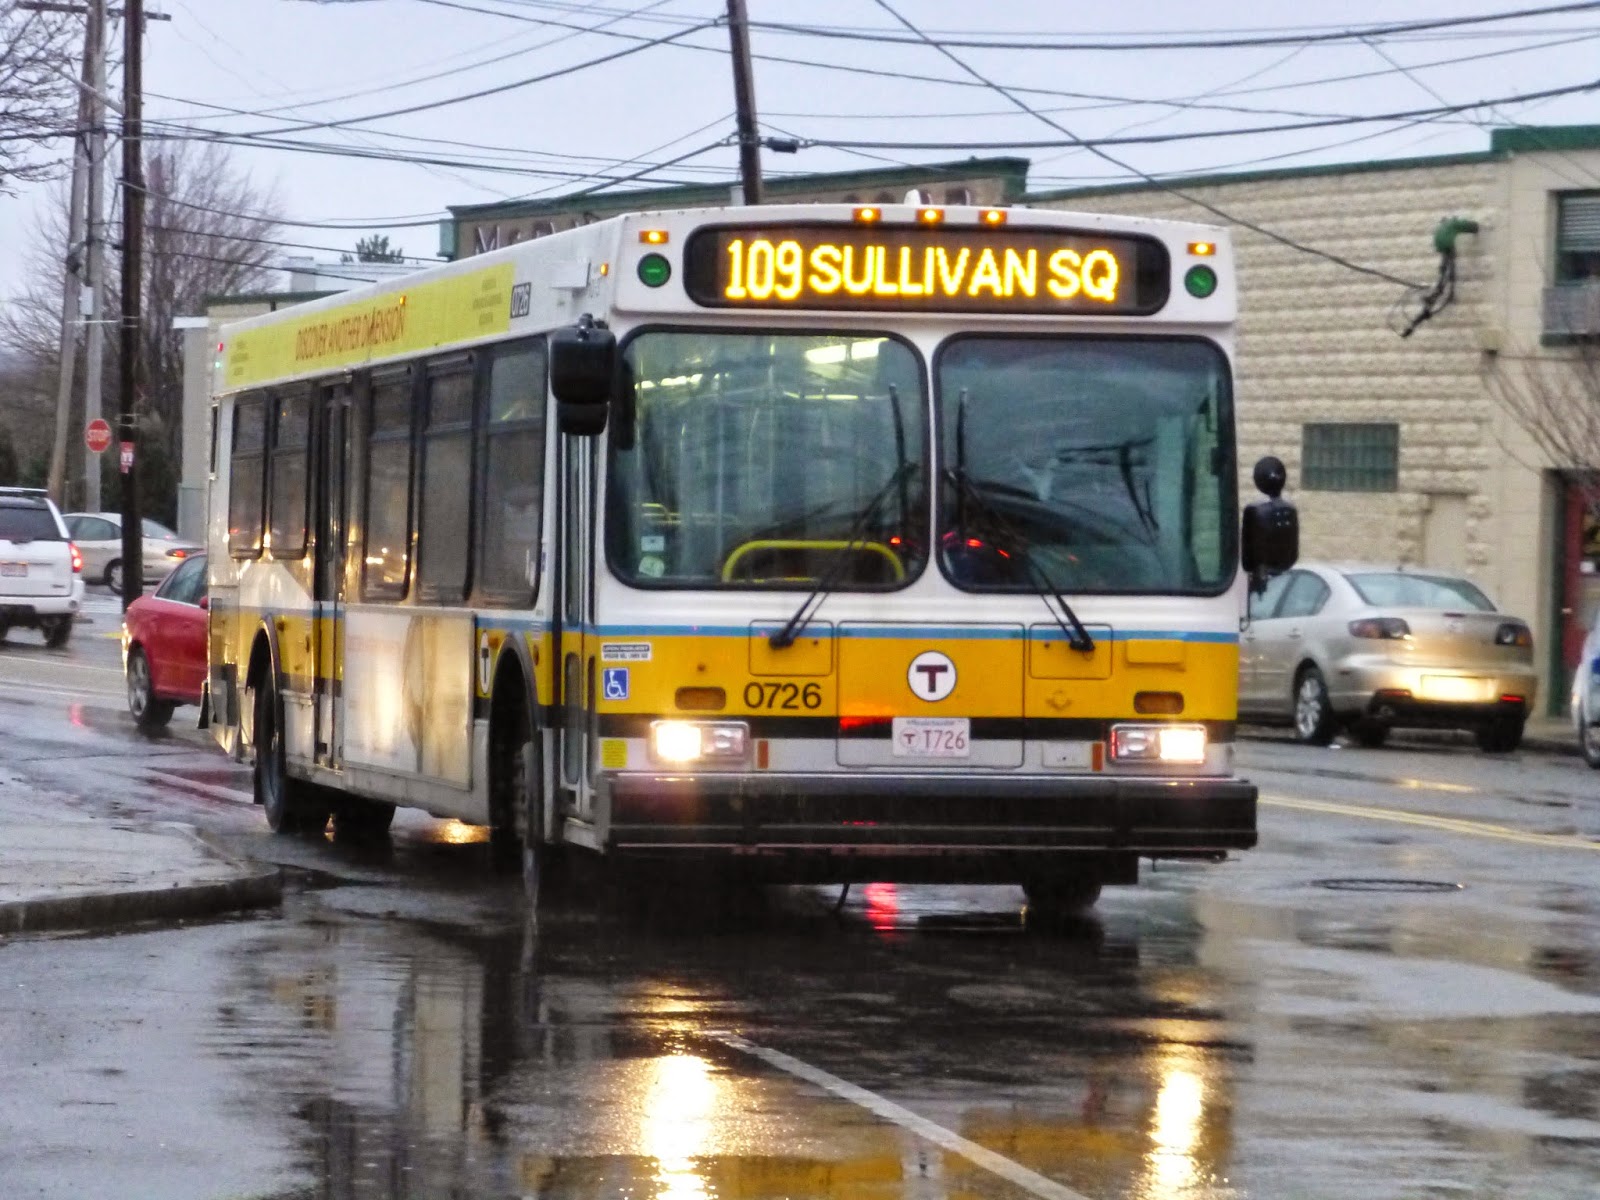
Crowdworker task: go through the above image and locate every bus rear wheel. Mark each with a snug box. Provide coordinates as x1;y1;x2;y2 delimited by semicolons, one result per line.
254;677;329;835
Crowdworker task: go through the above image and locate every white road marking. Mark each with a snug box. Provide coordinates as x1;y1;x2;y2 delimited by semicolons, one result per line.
144;768;252;805
1262;793;1600;852
715;1033;1095;1200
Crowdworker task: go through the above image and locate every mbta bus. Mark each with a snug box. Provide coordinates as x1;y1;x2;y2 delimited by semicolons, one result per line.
204;201;1296;919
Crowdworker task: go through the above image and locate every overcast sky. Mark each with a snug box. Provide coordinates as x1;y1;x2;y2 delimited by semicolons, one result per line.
2;0;1598;299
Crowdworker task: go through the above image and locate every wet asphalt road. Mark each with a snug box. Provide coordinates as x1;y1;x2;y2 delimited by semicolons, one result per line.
2;597;1599;1199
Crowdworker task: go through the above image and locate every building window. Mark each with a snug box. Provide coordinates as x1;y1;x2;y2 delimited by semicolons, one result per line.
1556;192;1600;284
1301;423;1399;492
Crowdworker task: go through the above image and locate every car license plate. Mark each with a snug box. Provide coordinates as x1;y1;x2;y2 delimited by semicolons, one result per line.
892;716;970;758
1421;675;1485;702
0;562;26;577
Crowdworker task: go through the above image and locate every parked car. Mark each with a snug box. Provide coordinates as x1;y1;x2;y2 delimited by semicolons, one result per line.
0;487;84;648
63;511;201;594
1569;606;1600;767
121;551;208;729
1238;562;1536;752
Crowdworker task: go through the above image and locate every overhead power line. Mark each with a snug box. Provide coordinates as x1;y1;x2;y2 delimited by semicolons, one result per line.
865;0;1429;290
752;2;1600;52
235;11;723;137
790;78;1600;152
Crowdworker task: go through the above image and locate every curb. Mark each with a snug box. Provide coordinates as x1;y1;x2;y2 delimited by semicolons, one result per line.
0;825;282;937
1240;726;1577;757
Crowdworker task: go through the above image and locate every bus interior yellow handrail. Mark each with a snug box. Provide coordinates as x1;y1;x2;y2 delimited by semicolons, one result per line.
721;539;906;583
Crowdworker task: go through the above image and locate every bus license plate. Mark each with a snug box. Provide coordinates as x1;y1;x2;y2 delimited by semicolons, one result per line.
0;563;25;577
892;717;970;758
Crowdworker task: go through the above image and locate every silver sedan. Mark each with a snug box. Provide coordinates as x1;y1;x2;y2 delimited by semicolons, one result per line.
1238;562;1537;751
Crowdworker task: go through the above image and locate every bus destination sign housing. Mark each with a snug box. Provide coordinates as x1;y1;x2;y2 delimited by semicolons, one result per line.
683;223;1171;315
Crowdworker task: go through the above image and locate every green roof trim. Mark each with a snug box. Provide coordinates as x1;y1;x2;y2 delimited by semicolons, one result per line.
202;289;337;310
1026;150;1497;204
1491;125;1600;154
447;157;1031;223
1025;125;1600;205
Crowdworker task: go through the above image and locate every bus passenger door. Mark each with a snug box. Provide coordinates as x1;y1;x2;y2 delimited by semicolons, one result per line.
313;385;351;767
556;437;596;819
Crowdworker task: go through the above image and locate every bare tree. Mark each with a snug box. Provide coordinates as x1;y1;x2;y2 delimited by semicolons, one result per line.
0;2;78;193
0;138;282;507
1484;291;1600;507
142;140;283;456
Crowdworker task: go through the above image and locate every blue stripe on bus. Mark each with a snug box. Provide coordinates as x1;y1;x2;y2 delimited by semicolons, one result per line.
587;623;1238;644
303;611;1237;646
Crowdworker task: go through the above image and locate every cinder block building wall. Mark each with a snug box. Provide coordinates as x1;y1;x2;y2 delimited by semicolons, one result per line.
1031;128;1600;711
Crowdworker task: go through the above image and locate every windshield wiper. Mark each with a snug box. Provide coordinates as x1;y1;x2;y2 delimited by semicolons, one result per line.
943;467;1096;654
768;461;918;650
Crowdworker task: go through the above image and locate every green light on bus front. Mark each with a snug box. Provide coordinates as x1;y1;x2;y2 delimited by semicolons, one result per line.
638;254;672;288
1184;264;1218;299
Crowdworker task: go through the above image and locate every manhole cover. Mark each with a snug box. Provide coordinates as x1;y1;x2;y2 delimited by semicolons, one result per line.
1312;878;1463;893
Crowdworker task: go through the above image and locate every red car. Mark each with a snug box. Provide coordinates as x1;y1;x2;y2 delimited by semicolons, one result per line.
122;552;207;729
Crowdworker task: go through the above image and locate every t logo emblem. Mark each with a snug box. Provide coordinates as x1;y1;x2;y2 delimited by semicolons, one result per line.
906;650;957;702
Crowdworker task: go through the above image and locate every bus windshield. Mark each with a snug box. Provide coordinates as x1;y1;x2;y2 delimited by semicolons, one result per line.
608;330;927;589
937;336;1235;595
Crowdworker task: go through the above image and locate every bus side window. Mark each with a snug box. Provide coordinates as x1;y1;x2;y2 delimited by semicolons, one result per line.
415;358;475;604
228;394;267;557
268;387;310;559
363;369;414;600
476;340;547;605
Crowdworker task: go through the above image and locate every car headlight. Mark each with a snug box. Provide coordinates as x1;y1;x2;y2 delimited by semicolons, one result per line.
650;720;749;764
1109;723;1208;764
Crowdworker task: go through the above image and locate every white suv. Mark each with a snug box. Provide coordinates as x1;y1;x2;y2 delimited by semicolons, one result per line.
0;488;85;648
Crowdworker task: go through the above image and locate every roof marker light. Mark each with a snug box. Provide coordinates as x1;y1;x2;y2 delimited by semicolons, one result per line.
917;207;943;225
854;206;881;224
980;208;1007;226
640;229;669;245
1188;241;1216;256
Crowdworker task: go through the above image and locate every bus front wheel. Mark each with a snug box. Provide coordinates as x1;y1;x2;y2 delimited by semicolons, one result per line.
253;678;328;835
1023;875;1103;928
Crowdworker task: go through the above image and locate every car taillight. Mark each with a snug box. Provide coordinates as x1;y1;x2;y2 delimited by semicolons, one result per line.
166;547;188;559
1495;623;1532;647
69;542;82;574
1349;617;1409;639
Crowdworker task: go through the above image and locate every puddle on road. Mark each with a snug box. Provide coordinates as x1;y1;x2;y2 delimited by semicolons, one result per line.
199;890;1264;1200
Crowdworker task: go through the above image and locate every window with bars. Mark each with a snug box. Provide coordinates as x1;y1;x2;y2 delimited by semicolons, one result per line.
1301;423;1399;492
1557;192;1600;284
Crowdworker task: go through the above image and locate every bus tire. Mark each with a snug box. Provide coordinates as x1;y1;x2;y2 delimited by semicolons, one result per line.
489;667;544;888
332;797;395;842
1023;875;1103;929
254;677;328;835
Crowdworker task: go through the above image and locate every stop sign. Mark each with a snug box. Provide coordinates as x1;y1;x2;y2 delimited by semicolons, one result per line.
85;418;112;454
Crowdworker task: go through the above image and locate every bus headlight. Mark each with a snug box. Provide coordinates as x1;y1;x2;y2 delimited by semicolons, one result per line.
650;720;750;764
1110;723;1208;764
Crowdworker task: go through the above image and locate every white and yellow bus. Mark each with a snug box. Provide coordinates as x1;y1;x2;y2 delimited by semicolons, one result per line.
205;200;1296;918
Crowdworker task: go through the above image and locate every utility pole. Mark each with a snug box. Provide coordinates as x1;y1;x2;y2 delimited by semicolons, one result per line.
118;0;145;605
725;0;762;205
83;0;108;513
44;12;95;506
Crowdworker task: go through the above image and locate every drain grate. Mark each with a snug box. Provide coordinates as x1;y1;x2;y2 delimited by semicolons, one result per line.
1312;877;1463;893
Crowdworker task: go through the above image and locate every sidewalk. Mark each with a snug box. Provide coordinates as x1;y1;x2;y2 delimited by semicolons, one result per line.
0;787;281;936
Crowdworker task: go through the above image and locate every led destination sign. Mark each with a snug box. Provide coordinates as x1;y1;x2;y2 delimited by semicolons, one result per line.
683;224;1170;315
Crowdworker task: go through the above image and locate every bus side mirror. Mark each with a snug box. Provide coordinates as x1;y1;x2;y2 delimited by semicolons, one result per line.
550;315;616;437
1241;455;1297;594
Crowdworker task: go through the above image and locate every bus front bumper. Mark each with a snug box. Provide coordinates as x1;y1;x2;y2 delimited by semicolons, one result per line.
602;772;1256;870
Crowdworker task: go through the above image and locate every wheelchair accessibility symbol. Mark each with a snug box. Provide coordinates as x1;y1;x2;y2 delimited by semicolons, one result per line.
602;667;630;701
